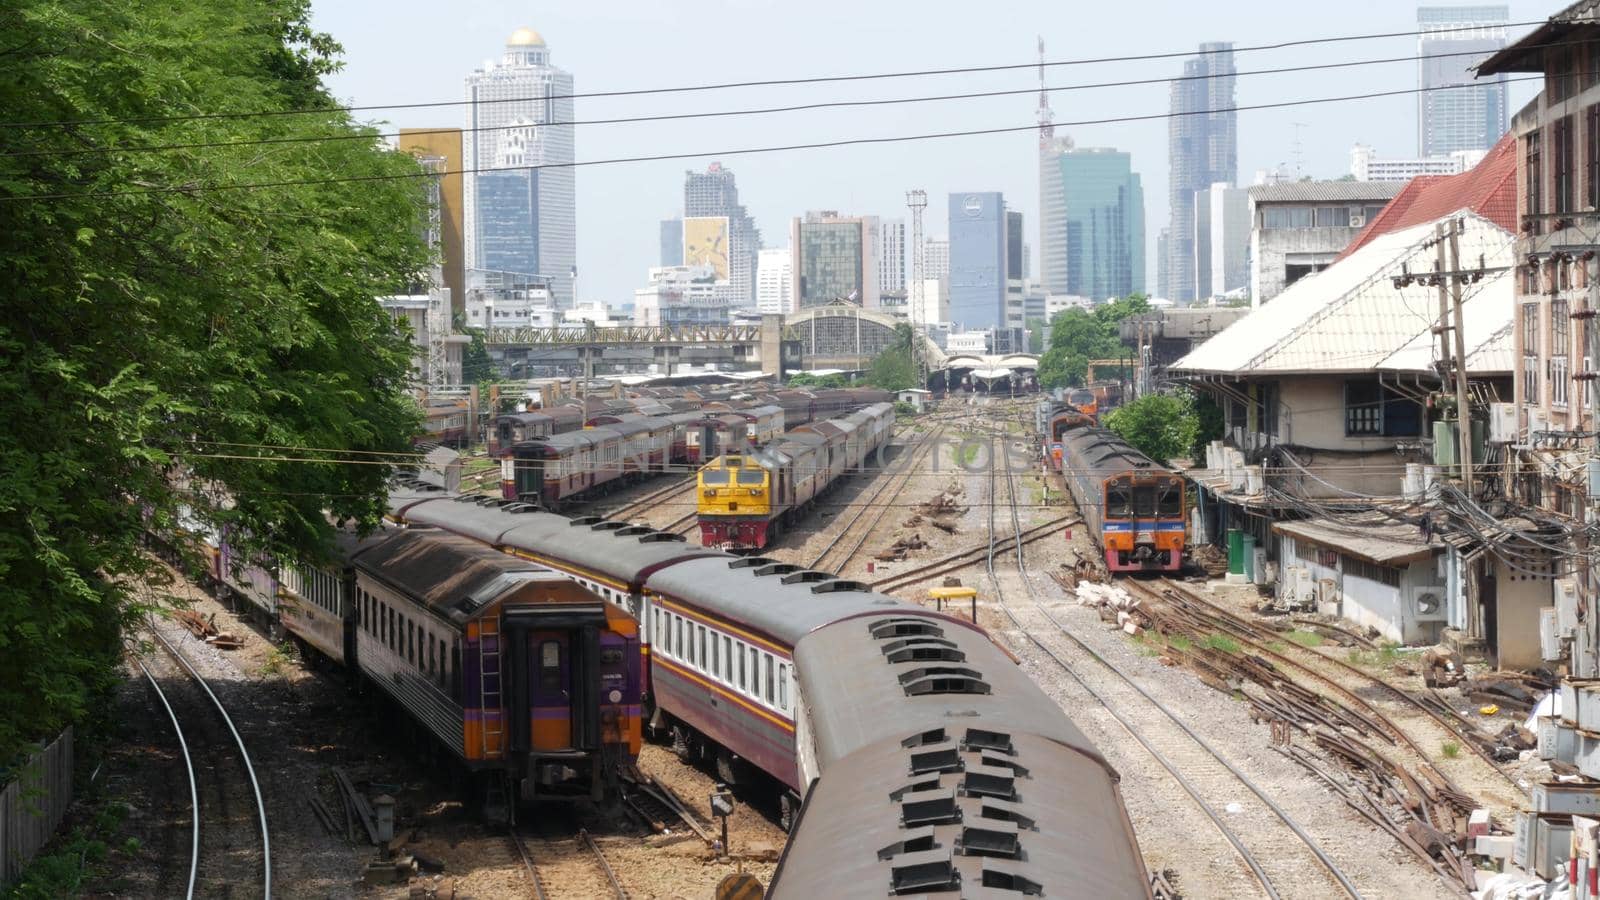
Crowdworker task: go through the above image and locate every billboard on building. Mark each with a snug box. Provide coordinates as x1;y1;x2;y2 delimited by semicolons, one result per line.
683;216;731;283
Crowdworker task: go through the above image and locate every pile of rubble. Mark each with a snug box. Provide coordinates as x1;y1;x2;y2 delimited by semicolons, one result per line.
905;491;966;534
1073;582;1150;637
174;609;242;650
874;533;928;563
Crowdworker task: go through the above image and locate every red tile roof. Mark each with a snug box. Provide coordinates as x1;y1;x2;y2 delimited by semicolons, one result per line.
1337;133;1517;261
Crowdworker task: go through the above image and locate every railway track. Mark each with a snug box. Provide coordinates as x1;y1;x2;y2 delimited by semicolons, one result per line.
986;446;1362;899
601;475;697;522
807;425;946;573
138;622;271;900
510;827;628;899
867;513;1076;594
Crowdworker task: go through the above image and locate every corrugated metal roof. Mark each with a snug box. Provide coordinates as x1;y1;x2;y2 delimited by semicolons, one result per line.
1171;212;1514;375
1340;134;1517;260
1272;517;1442;566
1247;180;1407;204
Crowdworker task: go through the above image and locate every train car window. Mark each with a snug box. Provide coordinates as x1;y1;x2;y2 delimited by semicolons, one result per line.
1157;483;1183;517
540;641;561;692
380;603;388;644
738;643;748;690
709;631;719;678
697;625;707;668
427;636;435;677
407;620;415;664
1133;486;1156;517
737;470;764;485
702;470;730;485
764;655;775;705
723;636;733;681
451;641;462;701
1106;483;1134;517
778;664;789;710
675;616;684;658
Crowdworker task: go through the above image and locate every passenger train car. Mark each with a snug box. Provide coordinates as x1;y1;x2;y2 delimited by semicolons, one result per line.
696;402;894;550
382;480;1150;895
275;526;642;813
1043;405;1095;473
1054;413;1187;573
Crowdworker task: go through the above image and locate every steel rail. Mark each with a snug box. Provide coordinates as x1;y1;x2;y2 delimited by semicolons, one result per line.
508;829;549;900
134;656;201;900
148;624;273;898
808;425;945;572
1155;578;1518;792
868;514;1076;593
978;457;1283;899
580;829;629;899
602;475;697;521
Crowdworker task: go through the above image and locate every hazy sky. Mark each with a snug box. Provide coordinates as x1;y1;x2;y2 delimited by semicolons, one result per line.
308;0;1553;303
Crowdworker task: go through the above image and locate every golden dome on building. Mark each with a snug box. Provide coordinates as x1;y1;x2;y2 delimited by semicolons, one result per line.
507;27;546;47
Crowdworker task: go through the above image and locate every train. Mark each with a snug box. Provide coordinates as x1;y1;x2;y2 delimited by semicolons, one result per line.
1050;406;1187;573
695;402;895;550
491;388;892;508
172;520;643;817
1067;387;1099;418
383;478;1150;897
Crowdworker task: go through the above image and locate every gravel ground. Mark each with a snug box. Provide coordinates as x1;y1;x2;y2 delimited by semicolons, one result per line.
953;430;1459;900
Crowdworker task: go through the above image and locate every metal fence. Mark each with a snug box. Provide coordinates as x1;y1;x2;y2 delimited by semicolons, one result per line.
1;728;74;886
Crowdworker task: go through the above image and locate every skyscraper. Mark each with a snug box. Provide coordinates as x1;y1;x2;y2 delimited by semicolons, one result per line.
683;163;761;307
948;193;1007;330
1417;6;1510;157
878;219;907;303
1037;38;1073;294
756;248;794;315
463;28;575;307
924;238;950;284
660;218;683;266
397;128;466;317
1059;149;1145;301
1167;42;1237;305
790;212;879;309
1193;182;1249;301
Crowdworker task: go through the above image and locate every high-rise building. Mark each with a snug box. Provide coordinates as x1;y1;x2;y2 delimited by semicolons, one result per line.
398;128;466;317
1036;38;1073;294
660;218;683;266
1193;182;1250;301
1349;143;1486;181
756;247;793;315
948;192;1007;331
475;169;540;277
878;219;907;303
1417;6;1509;157
789;212;879;309
1155;229;1171;299
1005;210;1027;330
924;238;950;284
463;28;575;307
683;163;761;307
1059;149;1145;301
1167;42;1237;304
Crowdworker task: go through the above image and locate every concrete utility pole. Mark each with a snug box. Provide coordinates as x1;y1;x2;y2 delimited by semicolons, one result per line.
907;189;928;380
1447;218;1474;498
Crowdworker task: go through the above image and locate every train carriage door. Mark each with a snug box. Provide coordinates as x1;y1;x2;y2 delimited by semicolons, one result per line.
513;450;546;505
529;631;574;750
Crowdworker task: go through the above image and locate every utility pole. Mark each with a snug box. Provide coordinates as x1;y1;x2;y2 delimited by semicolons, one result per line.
1432;222;1459;485
907;189;928;381
1447;218;1474;498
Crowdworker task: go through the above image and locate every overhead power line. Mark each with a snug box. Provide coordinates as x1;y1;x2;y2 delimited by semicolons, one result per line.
0;77;1544;204
1;20;1543;131
2;41;1563;162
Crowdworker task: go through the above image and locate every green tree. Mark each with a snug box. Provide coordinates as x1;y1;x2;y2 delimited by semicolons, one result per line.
787;372;847;389
1103;392;1201;463
462;329;494;384
866;348;919;392
1026;317;1047;354
1036;294;1150;390
0;0;428;765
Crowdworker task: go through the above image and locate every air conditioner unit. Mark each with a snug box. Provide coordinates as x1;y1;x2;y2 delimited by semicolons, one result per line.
1414;590;1445;621
1283;566;1305;601
1488;403;1517;443
1556;578;1579;637
1527;408;1551;446
1350;214;1367;228
1315;578;1339;617
1541;607;1566;661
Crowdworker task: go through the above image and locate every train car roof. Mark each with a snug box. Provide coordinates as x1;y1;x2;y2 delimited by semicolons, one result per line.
1058;427;1169;473
390;488;723;591
792;615;1109;770
510;429;610;455
768;731;1148;900
643;557;904;647
354;529;588;624
734;404;784;419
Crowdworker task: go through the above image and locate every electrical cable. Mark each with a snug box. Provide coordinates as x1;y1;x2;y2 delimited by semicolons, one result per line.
1;19;1547;131
0;77;1546;204
1;41;1566;161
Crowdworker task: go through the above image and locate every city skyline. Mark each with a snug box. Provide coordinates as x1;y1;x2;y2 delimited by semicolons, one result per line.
312;1;1548;306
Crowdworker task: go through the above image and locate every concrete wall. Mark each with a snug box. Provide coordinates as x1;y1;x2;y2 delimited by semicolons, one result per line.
1221;376;1416;495
1279;534;1445;644
1251;224;1365;305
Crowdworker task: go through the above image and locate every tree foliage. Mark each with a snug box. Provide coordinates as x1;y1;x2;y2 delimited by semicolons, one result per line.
0;0;428;764
1036;294;1149;389
461;329;494;384
866;348;919;392
787;372;847;389
1103;391;1204;463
